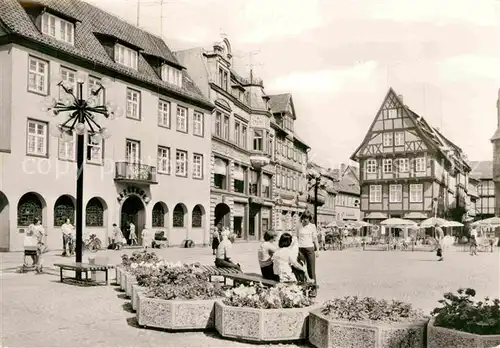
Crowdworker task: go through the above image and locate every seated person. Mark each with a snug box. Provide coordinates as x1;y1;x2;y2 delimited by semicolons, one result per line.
258;230;278;280
272;233;310;283
215;231;241;270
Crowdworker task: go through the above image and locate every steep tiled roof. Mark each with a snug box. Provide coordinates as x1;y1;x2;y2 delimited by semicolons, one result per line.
269;94;290;113
468;160;493;179
0;0;211;107
334;168;360;195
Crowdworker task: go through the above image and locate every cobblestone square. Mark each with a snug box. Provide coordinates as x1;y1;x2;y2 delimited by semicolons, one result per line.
1;245;498;347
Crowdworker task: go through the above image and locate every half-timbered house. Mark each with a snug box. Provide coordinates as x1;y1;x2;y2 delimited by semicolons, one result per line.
351;88;471;231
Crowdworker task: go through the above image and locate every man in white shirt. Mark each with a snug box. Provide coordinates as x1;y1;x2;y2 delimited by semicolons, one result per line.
61;219;74;256
215;231;241;270
470;227;478;256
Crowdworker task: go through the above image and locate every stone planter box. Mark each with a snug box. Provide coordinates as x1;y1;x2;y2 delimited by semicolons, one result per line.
120;270;128;291
126;275;138;298
131;284;147;311
214;300;314;342
115;266;122;285
308;309;427;348
137;293;218;330
427;317;500;348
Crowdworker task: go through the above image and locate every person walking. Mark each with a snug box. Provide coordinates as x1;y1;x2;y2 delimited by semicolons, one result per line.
470;226;478;256
435;225;445;261
129;222;137;246
61;219;74;257
296;210;319;295
30;219;45;273
211;228;220;255
258;230;278;280
112;223;125;250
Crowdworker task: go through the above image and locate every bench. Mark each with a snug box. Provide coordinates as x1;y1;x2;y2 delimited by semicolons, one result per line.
53;263;114;285
224;272;278;287
196;264;242;284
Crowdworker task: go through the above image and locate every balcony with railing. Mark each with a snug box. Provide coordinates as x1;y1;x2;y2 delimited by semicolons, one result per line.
114;162;158;185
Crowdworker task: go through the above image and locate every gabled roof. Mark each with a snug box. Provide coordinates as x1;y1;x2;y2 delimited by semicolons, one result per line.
0;0;211;108
268;93;296;120
350;88;469;172
468;160;493;179
334;167;360;195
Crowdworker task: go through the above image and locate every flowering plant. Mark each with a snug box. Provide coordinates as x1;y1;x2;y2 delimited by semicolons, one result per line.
223;283;314;309
321;296;426;323
121;251;159;268
431;288;500;335
145;263;228;300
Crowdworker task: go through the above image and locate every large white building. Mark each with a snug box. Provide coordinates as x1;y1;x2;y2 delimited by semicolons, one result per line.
0;0;213;251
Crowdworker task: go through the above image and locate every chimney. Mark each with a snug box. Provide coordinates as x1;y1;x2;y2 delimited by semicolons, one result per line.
398;94;404;103
497;88;500;127
340;163;346;175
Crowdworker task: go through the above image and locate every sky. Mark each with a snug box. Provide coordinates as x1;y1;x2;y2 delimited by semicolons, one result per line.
85;0;500;170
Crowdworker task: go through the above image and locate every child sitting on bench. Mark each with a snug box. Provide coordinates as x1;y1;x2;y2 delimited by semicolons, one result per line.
272;233;310;283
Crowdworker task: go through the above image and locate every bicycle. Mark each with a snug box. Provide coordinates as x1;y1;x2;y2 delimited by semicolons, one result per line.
84;234;102;252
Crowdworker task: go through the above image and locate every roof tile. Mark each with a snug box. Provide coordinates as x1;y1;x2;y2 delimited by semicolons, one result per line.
468;160;493;179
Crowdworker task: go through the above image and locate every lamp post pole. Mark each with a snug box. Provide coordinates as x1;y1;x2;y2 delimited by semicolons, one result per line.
314;178;319;226
75;83;85;266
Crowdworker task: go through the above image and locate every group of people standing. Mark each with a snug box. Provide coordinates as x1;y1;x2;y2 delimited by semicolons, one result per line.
111;222;138;250
211;210;320;296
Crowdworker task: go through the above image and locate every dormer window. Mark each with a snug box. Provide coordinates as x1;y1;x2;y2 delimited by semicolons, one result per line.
161;64;182;88
114;43;138;70
41;12;74;45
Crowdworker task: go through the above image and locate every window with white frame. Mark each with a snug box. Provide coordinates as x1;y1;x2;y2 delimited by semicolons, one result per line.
41;12;74;45
176;106;187;132
369;185;382;203
415;157;426;172
389;184;402;203
158;100;170;128
126;89;140;119
384;108;399;119
394;131;405;146
28;56;49;94
383;159;393;173
193;112;204;136
88;76;104;104
234;121;240;145
398;158;409;172
222;114;229;140
192;153;203;179
176;150;187;177
383;132;393;146
218;67;229;90
241;125;247;149
87;134;103;164
60;66;76;95
410;184;423;202
58;130;74;160
253;130;263;151
366;159;377;174
157;146;170;174
161;64;183;88
214;112;221;137
27;120;47;156
114;43;138;70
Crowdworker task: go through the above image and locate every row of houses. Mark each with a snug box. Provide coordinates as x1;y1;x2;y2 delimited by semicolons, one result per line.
0;0;361;251
349;88;493;230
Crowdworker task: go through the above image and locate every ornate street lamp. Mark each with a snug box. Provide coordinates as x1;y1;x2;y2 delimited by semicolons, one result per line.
41;72;123;277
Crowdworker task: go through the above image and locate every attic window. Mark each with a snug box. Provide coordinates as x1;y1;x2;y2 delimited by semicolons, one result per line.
384;108;400;119
41;12;74;45
161;64;182;88
114;43;138;70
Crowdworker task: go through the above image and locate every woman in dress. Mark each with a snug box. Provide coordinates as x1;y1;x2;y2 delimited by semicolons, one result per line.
211;228;221;255
112;223;125;250
272;233;310;283
296;211;319;289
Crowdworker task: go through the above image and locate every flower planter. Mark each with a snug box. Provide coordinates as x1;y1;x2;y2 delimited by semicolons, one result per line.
131;284;147;311
120;270;128;291
214;300;315;342
115;266;122;285
126;276;138;298
308;309;427;348
137;293;218;330
427;317;500;348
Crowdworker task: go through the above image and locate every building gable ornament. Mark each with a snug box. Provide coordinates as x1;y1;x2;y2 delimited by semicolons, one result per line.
214;99;232;112
213;143;234;157
117;186;150;203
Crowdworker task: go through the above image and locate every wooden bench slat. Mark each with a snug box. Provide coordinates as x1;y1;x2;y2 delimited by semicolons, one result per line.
225;273;278;286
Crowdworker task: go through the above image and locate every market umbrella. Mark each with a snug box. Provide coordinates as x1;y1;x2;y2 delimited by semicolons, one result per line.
442;220;464;228
472;217;500;227
419;217;450;228
380;218;418;227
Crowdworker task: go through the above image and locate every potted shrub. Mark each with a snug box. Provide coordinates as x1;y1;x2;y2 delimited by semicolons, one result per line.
119;251;160;292
137;263;228;330
428;288;500;348
308;296;428;348
215;283;316;342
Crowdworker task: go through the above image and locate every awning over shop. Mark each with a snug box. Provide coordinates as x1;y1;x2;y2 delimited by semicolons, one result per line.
365;212;388;219
403;212;428;219
214;158;227;175
233;165;244;181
